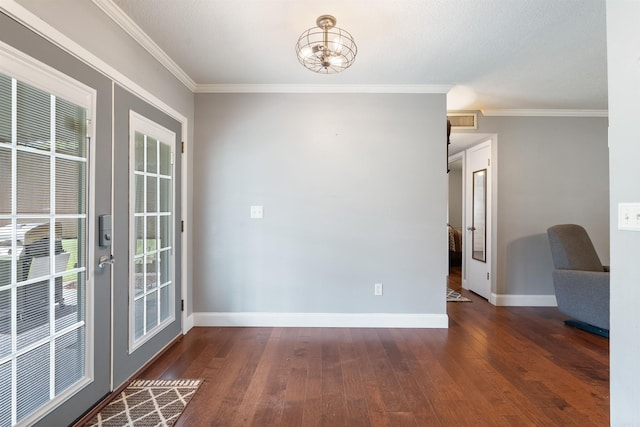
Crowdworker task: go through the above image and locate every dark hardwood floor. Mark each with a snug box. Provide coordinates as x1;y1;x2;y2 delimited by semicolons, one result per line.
138;269;609;426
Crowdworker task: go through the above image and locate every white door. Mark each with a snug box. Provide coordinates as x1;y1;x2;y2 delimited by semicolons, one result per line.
465;141;492;299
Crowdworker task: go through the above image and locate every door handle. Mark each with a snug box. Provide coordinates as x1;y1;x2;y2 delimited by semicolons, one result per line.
98;254;115;269
467;226;476;231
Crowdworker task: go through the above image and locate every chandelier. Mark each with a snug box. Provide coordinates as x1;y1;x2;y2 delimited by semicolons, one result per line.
295;15;357;74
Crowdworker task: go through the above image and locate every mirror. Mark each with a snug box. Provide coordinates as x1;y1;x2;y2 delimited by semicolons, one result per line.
472;169;487;262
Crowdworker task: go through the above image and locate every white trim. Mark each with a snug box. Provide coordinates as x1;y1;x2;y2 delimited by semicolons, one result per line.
481;109;608;117
183;313;194;333
129;110;177;144
195;84;454;94
109;81;115;392
90;0;196;92
492;293;558;307
0;41;93;110
193;312;449;328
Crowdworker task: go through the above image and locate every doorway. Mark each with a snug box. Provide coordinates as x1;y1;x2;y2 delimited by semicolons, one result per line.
447;136;496;303
447;155;464;291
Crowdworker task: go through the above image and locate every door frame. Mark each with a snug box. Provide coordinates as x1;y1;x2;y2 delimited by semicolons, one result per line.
449;136;498;304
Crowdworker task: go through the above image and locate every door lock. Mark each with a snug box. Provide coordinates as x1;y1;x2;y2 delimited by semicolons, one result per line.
99;214;112;247
98;254;115;269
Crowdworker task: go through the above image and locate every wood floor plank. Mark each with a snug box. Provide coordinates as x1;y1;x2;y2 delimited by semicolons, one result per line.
339;329;373;427
142;269;609;426
300;328;323;427
279;329;310;426
318;329;350;426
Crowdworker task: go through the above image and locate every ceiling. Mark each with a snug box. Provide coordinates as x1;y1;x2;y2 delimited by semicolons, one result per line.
100;0;607;114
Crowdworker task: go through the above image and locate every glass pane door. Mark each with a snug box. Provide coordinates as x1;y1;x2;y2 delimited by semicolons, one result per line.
129;113;175;352
0;73;89;425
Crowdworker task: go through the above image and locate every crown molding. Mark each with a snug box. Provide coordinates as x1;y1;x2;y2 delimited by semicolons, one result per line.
481;109;608;117
0;1;188;125
91;0;197;92
194;83;454;94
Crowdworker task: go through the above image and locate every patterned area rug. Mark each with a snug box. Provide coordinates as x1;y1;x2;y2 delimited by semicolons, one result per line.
85;379;202;427
447;287;472;302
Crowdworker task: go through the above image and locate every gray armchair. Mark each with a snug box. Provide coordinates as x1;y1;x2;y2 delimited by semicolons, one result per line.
547;224;609;337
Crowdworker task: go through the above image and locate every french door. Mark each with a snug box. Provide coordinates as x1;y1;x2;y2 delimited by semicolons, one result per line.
0;45;111;426
0;20;182;426
111;86;181;389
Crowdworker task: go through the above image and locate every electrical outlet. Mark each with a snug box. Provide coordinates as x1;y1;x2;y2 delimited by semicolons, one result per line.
374;282;383;296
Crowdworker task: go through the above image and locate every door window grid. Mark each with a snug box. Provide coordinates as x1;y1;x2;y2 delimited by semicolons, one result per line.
0;73;88;425
130;127;174;351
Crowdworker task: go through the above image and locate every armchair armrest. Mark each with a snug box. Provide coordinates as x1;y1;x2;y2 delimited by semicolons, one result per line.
552;269;609;330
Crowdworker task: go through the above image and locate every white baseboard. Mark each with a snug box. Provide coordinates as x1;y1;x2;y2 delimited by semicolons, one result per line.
492;293;557;307
193;312;449;328
182;313;194;334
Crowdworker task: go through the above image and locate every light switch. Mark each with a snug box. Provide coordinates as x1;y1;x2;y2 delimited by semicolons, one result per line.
618;203;640;231
250;205;263;219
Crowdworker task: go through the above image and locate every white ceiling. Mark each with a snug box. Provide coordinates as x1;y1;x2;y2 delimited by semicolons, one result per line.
102;0;607;113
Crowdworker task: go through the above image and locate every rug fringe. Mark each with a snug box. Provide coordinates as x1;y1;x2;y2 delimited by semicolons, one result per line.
129;379;202;388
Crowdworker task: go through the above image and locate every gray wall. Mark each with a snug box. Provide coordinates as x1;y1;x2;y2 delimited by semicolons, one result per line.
460;116;609;296
607;1;640;424
194;93;447;315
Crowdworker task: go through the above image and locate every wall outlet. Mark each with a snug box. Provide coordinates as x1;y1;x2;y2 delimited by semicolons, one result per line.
374;282;383;296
